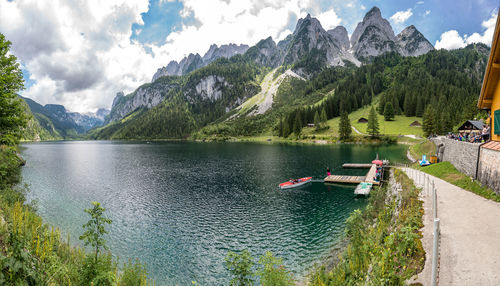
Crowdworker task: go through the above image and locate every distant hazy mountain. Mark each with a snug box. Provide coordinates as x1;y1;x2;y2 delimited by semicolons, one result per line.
21;96;109;139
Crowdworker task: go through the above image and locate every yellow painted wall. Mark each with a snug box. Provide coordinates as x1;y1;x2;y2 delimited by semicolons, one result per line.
492;82;500;141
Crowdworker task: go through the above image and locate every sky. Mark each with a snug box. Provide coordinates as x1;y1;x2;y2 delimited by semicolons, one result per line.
0;0;498;113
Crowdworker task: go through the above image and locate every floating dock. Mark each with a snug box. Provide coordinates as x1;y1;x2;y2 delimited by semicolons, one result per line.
323;175;366;184
342;163;373;168
324;163;381;186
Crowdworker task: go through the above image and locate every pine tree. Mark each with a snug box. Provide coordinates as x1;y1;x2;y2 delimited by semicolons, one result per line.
293;111;302;136
377;94;386;115
404;95;412;117
415;97;424;117
320;108;328;125
278;117;283;137
422;105;436;137
441;111;453;134
367;106;380;137
313;110;320;129
282;120;290;138
338;112;352;141
383;102;394;121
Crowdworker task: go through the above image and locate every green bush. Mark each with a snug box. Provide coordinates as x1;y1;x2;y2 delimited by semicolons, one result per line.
119;259;149;286
309;169;424;285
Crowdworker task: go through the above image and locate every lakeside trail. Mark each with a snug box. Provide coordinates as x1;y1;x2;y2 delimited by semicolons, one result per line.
402;168;500;285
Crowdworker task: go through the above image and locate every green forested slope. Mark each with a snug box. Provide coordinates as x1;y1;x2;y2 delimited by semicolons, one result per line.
90;55;261;139
93;43;488;140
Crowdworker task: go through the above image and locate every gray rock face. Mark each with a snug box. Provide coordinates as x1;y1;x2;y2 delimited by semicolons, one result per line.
397;25;434;57
328;26;350;50
111;91;124;109
108;81;177;122
277;34;293;52
282;14;360;70
202;43;249;63
152;43;249;81
194;75;226;101
244;36;283;67
283;14;341;65
351;6;399;58
152;53;203;81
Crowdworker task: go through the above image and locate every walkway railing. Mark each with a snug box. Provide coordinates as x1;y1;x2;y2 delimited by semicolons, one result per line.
405;165;440;286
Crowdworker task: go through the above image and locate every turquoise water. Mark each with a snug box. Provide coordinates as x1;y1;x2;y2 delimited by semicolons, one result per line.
20;141;407;284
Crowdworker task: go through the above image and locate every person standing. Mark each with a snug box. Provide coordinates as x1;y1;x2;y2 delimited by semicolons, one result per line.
327;167;331;176
482;125;488;142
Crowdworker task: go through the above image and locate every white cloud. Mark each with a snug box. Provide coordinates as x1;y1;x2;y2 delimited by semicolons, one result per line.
315;8;342;30
435;30;466;49
360;5;366;10
345;3;353;8
0;0;314;112
424;10;430;17
416;1;424;5
435;11;498;50
466;11;497;46
390;8;413;24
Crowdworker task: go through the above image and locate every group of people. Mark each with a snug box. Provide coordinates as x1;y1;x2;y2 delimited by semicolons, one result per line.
447;125;490;143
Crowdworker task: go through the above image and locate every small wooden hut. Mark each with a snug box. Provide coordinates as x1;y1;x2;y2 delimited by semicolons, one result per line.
409;120;421;127
457;120;484;132
358;117;368;123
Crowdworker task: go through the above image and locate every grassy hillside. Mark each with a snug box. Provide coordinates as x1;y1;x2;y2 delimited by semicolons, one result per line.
301;97;423;140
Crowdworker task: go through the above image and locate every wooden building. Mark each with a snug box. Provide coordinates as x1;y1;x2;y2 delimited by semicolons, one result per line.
409;120;421;127
457;120;483;132
476;12;500;194
478;11;500;142
358;117;368;123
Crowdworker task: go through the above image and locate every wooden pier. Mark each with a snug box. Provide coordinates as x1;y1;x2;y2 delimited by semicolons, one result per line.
342;163;373;168
324;163;382;188
323;175;366;184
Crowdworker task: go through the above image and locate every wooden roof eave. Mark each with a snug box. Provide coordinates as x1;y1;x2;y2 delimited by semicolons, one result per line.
478;11;500;110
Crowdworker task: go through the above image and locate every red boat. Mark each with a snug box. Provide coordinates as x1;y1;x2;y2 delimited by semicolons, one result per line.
279;177;312;189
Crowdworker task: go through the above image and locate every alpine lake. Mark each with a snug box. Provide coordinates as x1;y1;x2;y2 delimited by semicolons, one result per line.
20;141;408;285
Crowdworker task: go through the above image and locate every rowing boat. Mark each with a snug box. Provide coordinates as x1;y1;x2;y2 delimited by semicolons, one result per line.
279;177;312;190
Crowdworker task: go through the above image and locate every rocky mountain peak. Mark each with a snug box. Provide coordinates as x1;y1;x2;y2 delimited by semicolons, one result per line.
364;6;382;20
112;91;124;109
397;25;434;57
152;43;249;81
350;6;398;58
328;26;350;50
244;36;282;68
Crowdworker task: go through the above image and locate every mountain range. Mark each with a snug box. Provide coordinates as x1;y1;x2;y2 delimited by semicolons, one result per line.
104;7;434;127
23;6;482;141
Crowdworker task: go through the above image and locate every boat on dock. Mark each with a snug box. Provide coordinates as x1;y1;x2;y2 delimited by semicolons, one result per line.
279;177;312;190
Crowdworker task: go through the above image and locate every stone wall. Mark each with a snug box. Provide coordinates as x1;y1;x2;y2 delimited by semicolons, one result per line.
477;148;500;195
431;137;480;178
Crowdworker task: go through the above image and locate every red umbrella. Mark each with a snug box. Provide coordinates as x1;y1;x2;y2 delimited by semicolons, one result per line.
372;160;383;165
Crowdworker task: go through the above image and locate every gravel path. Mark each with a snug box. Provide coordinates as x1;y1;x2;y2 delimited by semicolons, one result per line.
403;168;500;286
351;126;365;135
